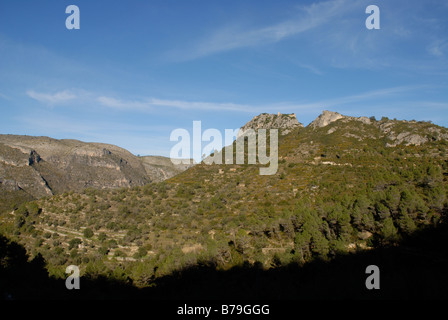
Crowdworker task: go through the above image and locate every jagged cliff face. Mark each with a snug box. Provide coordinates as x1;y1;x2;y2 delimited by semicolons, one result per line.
0;135;152;199
237;113;303;138
0;142;53;198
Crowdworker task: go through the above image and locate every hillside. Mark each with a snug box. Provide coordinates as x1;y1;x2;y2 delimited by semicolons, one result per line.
0;135;194;213
2;223;448;299
139;155;195;182
0;111;447;296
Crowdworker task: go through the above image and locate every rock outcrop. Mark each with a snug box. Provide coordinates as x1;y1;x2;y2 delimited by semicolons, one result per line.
382;122;448;147
237;113;303;138
309;110;345;128
309;110;372;129
308;110;448;147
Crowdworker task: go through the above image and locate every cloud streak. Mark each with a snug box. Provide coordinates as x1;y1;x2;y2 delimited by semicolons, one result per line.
149;98;254;112
96;96;152;111
427;39;447;57
27;85;442;121
175;0;350;60
26;90;77;105
97;95;257;113
165;0;448;75
28;89;257;113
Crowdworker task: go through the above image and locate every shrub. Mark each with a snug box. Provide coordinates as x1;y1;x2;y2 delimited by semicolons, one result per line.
98;232;107;242
133;247;147;259
83;228;94;238
68;238;82;250
107;239;118;249
98;246;109;256
114;250;126;257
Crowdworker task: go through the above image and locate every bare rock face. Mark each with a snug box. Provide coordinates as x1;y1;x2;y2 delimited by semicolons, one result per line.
386;132;428;147
309;110;375;129
0;143;53;198
0;135;154;199
237;113;303;138
377;119;448;147
309;110;345;129
0;134;197;200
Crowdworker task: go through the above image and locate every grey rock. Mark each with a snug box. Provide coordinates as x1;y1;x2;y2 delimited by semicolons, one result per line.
309;110;345;128
237;113;303;138
309;111;374;129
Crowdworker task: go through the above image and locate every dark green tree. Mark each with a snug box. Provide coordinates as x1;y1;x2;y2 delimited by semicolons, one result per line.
83;228;94;238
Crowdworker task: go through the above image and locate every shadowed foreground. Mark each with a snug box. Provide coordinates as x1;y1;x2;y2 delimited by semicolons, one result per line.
1;223;448;300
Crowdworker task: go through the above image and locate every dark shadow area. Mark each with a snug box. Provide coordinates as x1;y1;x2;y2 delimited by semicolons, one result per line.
2;222;448;300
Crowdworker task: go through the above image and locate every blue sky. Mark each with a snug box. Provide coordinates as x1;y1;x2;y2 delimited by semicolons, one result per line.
0;0;447;157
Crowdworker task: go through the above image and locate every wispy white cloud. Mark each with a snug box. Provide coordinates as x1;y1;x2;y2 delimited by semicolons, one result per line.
26;85;441;121
174;0;350;60
27;89;257;113
167;0;447;75
321;1;448;72
427;39;447;57
149;98;254;112
319;85;427;107
26;90;77;105
96;96;152;111
293;62;323;75
97;95;257;113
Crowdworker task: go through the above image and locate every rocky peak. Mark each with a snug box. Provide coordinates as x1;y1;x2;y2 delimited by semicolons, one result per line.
309;110;345;128
308;110;374;129
237;113;303;138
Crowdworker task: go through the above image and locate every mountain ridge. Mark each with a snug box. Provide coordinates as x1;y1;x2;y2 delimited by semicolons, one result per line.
1;110;447;291
2;110;447;205
0;134;194;211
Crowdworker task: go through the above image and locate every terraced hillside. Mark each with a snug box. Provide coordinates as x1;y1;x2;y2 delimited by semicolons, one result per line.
1;112;447;289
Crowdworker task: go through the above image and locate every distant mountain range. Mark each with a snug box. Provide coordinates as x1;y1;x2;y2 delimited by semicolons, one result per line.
0;135;194;211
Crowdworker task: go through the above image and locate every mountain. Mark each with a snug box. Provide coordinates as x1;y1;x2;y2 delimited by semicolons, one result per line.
0;111;447;297
1;114;302;209
0;135;150;195
0;135;193;212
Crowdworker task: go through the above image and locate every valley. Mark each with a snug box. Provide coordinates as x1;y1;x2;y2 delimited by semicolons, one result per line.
1;111;447;298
